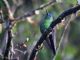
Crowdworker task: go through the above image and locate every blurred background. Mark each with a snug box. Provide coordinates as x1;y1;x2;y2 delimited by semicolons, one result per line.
0;0;80;60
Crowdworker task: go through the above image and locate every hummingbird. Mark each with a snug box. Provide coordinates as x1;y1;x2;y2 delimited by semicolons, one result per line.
39;12;56;54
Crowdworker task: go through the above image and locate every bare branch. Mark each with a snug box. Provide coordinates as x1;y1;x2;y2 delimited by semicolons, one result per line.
15;1;56;20
3;0;14;19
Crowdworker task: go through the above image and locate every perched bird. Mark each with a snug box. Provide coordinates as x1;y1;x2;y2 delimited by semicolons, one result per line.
39;12;56;54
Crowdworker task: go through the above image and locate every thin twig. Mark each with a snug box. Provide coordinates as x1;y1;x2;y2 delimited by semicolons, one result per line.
29;5;80;60
3;0;14;19
15;1;56;20
53;14;76;60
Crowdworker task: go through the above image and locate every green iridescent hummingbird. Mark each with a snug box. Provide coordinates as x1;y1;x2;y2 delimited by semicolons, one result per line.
39;12;56;54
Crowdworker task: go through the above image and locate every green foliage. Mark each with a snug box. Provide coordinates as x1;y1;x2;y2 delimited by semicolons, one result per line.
63;0;77;6
38;45;53;60
64;44;77;55
0;0;5;8
55;52;62;60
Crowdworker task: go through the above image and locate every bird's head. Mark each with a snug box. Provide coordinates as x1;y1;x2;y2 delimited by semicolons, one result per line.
45;12;53;19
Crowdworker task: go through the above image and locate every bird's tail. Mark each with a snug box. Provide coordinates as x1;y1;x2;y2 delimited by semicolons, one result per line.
48;34;56;55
